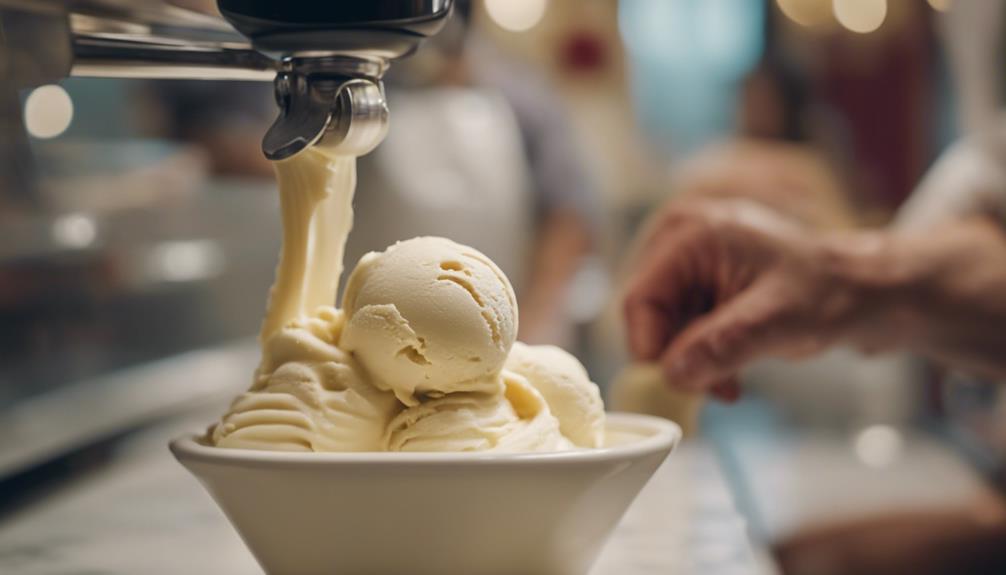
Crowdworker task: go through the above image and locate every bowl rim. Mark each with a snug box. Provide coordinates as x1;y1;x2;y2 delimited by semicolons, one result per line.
170;412;681;467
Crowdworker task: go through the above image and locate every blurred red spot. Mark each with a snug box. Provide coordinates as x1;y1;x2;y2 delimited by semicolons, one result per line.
560;30;607;73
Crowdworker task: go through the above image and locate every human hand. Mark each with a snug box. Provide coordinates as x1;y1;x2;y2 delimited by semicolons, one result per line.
622;199;895;400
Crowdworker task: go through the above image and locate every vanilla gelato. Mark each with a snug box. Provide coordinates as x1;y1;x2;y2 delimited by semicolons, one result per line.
213;307;399;451
209;148;604;453
506;342;605;449
386;371;571;452
341;236;517;406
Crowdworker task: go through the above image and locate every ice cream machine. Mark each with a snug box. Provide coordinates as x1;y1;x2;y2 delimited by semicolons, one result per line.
0;0;454;194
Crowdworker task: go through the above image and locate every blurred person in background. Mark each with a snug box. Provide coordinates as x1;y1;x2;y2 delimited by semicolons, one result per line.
671;53;858;232
624;24;1006;575
347;0;601;347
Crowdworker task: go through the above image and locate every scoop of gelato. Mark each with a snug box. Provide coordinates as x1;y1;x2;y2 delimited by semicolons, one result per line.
505;342;605;448
341;237;518;405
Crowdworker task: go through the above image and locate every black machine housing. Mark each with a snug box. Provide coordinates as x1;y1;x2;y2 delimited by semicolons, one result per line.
217;0;454;60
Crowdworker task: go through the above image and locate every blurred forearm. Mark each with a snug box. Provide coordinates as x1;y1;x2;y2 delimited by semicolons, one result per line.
823;217;1006;379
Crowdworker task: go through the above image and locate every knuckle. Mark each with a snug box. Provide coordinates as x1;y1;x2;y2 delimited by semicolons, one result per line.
622;288;644;315
711;321;752;357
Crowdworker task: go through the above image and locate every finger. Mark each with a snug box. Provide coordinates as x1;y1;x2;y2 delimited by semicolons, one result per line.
623;225;708;360
624;294;672;360
710;377;741;403
660;284;788;391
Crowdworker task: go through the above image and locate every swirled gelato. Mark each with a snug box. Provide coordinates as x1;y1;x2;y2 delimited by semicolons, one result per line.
209;149;604;453
506;342;605;449
212;307;398;452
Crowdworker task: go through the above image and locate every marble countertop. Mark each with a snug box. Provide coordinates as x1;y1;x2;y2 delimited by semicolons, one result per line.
0;407;773;574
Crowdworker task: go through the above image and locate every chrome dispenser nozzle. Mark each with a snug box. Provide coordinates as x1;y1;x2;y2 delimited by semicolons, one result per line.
218;0;454;160
263;58;390;161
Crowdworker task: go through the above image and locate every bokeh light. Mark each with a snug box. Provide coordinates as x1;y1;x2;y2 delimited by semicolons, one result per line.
24;84;74;139
776;0;833;28
484;0;548;33
147;240;225;283
833;0;888;34
51;213;97;249
853;424;904;468
927;0;952;12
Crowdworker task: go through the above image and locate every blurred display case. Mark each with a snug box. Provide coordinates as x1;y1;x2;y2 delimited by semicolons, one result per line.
0;137;280;476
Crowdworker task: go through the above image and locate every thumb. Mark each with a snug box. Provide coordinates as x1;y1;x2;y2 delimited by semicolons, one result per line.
659;285;789;392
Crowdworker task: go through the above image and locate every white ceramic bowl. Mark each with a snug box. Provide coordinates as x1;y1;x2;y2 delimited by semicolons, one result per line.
170;412;680;575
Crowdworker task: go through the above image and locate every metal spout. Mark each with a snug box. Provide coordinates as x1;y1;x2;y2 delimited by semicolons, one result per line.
263;57;390;160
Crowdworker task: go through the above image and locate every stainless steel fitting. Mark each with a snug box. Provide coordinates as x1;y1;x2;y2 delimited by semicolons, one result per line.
263;57;390;160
